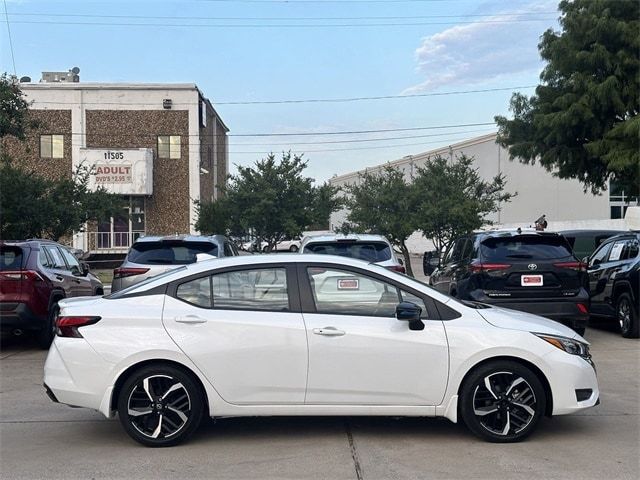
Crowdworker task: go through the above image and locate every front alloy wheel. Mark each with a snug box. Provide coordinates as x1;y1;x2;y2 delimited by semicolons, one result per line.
460;361;545;442
117;366;204;447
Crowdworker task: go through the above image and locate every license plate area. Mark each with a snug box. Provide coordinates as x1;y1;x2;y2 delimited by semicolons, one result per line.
521;274;543;287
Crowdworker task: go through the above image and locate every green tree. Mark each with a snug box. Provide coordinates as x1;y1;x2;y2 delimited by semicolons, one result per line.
495;0;640;196
412;154;514;255
196;152;341;250
344;165;416;277
0;73;124;241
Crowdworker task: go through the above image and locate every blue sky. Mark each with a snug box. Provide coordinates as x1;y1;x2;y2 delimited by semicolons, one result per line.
1;0;559;182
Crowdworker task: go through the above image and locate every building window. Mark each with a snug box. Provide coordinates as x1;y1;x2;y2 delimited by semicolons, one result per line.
40;135;64;159
157;135;181;159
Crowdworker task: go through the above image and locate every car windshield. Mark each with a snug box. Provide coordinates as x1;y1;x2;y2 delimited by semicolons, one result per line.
128;241;218;265
305;241;392;262
480;235;574;261
0;246;24;271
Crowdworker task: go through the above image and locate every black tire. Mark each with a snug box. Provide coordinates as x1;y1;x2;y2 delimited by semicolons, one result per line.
617;293;639;338
459;360;546;443
289;245;299;252
117;365;205;447
36;302;59;349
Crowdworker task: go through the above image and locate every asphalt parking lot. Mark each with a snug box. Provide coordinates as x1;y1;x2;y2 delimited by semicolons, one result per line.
0;320;638;480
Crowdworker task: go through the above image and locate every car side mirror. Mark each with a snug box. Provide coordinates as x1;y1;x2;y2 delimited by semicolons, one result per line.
80;261;90;276
396;302;425;331
591;258;601;267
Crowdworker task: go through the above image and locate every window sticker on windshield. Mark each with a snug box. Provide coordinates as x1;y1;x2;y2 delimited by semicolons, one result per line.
609;242;624;261
337;278;359;290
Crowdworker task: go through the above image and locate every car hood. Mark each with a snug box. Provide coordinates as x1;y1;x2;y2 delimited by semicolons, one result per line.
477;305;582;340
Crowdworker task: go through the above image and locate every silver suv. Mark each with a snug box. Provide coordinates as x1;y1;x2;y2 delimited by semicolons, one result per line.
111;235;238;292
300;233;405;273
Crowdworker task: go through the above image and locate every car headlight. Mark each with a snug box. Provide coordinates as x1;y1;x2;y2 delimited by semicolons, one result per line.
533;333;591;359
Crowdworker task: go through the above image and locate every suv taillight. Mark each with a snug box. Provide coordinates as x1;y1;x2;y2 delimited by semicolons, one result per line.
386;265;406;274
469;261;511;274
56;316;101;338
0;270;44;282
113;267;150;279
553;261;586;272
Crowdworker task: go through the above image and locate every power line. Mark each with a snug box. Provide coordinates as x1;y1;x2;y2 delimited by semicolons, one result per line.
2;0;16;76
26;85;534;106
7;11;557;21
10;17;556;28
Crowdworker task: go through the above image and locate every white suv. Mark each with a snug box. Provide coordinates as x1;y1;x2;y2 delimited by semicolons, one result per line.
300;233;405;273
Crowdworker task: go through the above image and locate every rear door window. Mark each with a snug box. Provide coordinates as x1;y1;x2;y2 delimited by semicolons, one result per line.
128;241;219;265
305;241;391;262
480;235;573;261
211;268;289;311
0;246;24;271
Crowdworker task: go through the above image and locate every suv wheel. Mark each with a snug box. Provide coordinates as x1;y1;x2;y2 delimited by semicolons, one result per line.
617;293;639;338
117;365;204;447
36;302;59;349
289;245;299;252
460;361;546;443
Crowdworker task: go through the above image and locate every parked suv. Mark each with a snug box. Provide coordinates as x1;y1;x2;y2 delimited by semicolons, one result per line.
429;230;589;334
0;240;103;348
112;235;238;292
559;229;625;261
300;234;405;273
586;232;639;338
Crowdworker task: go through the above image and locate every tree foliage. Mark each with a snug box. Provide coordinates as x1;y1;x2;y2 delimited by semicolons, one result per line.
195;152;341;250
343;165;417;276
412;154;515;255
495;0;640;196
0;73;37;140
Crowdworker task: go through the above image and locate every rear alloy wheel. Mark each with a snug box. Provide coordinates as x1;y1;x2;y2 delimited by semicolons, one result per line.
289;245;299;252
36;302;59;349
460;361;545;443
117;365;204;447
617;293;639;338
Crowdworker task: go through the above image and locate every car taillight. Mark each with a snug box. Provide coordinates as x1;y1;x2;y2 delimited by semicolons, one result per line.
113;267;150;279
0;270;44;282
553;261;586;272
56;316;101;338
576;303;589;314
469;261;511;274
387;265;406;274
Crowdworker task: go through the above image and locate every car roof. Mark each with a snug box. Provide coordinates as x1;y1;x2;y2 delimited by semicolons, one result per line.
558;229;627;237
133;234;227;244
475;229;564;239
601;232;640;243
301;233;392;244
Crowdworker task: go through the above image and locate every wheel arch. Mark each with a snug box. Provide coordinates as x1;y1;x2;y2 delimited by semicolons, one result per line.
612;280;634;303
109;359;210;416
456;355;553;417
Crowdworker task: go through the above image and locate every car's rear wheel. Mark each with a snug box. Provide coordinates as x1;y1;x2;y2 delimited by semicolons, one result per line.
36;302;58;349
617;293;639;338
289;245;299;252
117;365;204;447
460;361;546;443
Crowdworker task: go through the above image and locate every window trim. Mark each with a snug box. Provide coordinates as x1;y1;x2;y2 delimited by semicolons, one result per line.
168;263;301;313
295;262;448;320
39;134;65;159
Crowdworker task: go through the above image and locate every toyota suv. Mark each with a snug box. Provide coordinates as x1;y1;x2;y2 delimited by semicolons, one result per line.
429;230;589;334
0;240;103;348
111;235;238;292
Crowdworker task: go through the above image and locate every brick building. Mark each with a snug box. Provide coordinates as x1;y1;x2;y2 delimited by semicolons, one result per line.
4;79;228;256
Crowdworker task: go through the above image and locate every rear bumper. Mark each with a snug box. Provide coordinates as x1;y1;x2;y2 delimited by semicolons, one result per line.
469;291;590;328
0;302;47;332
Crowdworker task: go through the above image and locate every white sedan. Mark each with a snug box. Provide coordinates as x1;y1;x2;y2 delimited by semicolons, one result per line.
43;254;599;447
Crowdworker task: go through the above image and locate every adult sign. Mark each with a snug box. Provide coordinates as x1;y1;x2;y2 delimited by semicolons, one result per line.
81;148;153;195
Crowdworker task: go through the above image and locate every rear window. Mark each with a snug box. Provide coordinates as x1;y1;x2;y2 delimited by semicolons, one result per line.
0;246;24;271
304;241;391;262
480;235;573;261
128;241;218;265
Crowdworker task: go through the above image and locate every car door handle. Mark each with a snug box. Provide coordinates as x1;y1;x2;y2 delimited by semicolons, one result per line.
55;275;64;281
175;315;207;324
312;327;346;337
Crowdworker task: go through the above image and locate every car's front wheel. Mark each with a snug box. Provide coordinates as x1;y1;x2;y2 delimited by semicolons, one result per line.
117;365;204;447
617;293;639;338
460;361;546;443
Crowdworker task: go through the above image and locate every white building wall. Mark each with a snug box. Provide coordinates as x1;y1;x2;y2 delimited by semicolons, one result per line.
329;133;612;253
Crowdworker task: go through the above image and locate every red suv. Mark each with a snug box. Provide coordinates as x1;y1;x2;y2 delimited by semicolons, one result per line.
0;240;103;348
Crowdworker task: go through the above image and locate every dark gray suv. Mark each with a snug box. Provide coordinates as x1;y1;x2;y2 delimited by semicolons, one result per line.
111;235;238;292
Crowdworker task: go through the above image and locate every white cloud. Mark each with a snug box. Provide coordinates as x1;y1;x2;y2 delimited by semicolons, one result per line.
403;1;558;93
